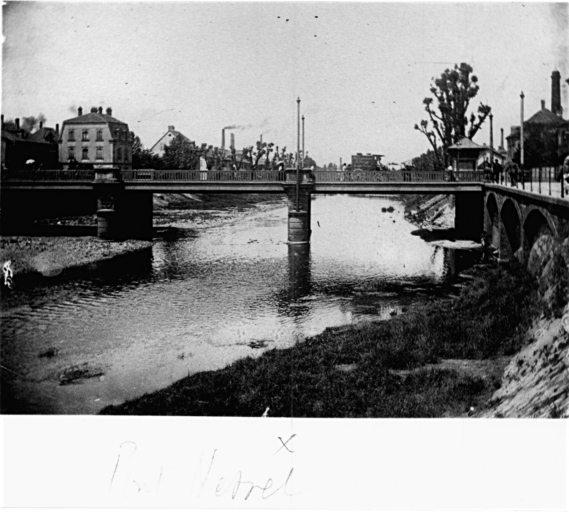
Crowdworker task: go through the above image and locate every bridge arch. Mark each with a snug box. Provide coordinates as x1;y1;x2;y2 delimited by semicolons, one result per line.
485;193;499;246
523;207;555;254
500;198;522;257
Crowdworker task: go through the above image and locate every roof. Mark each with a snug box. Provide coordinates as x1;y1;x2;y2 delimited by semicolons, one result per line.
525;108;567;126
29;127;58;144
448;137;483;150
62;112;127;125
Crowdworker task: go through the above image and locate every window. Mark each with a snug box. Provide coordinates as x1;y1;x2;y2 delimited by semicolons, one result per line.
68;146;75;159
68;129;75;141
82;147;89;160
96;129;103;141
117;148;123;162
82;130;89;141
96;146;103;160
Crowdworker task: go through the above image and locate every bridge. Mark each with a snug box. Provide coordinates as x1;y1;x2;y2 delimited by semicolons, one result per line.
1;168;568;263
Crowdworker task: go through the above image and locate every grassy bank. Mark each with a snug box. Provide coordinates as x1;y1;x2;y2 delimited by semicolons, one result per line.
101;262;540;417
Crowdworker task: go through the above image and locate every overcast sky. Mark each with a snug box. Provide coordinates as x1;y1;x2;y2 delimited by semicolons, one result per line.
2;1;568;165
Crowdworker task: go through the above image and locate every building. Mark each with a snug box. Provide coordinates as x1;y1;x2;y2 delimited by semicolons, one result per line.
351;153;384;171
59;106;133;170
506;70;569;167
1;116;59;170
150;125;192;156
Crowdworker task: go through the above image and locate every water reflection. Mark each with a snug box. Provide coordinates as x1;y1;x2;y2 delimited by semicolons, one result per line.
287;244;311;301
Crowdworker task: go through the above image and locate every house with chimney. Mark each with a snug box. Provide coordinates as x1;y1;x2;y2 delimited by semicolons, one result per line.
506;70;569;167
59;106;133;170
1;115;59;170
150;126;193;156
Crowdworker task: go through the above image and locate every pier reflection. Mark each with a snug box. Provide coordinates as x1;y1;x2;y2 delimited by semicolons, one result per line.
288;243;311;301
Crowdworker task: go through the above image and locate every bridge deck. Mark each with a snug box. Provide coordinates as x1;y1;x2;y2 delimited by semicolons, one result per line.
1;169;485;194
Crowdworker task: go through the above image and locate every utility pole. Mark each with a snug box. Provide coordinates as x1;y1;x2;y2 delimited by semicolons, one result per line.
302;115;305;168
296;97;301;211
489;113;494;182
520;91;526;190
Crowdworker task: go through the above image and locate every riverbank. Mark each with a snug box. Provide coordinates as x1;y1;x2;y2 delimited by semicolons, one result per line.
0;193;282;281
100;194;568;418
101;262;540;417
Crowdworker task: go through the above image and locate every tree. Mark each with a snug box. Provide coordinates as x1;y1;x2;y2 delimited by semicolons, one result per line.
132;135;164;169
411;148;445;172
162;134;201;169
415;62;491;167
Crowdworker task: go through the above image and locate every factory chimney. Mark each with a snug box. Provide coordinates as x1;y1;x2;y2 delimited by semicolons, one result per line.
221;128;225;151
551;70;562;117
230;133;235;150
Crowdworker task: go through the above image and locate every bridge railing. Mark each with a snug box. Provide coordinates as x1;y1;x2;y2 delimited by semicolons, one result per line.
120;169;289;182
310;170;484;182
1;168;486;183
499;166;566;199
1;169;95;181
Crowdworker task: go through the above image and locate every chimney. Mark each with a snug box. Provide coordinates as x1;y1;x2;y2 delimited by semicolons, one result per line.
500;128;504;149
78;107;83;116
1;114;4;127
551;70;562;116
56;123;60;137
98;106;103;114
106;107;112;116
541;99;546;110
90;107;98;113
168;125;175;131
39;121;43;129
230;133;235;150
15;118;20;130
221;128;225;150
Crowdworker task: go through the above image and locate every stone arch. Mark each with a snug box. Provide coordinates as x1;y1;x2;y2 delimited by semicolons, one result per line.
523;207;555;254
500;198;522;256
485;193;499;246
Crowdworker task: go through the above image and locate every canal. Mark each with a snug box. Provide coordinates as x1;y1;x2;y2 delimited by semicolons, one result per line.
1;194;478;414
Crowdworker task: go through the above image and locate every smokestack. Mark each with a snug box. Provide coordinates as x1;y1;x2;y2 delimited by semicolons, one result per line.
231;133;235;150
98;106;103;114
56;123;60;137
78;107;83;116
500;128;504;149
260;134;263;143
39;121;43;129
541;99;546;110
221;128;225;150
15;118;20;130
106;107;112;116
551;70;562;116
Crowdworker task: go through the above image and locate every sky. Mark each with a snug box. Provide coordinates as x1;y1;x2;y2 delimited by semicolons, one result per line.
2;1;568;166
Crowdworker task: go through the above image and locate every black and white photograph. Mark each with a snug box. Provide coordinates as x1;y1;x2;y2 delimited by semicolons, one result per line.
1;1;568;509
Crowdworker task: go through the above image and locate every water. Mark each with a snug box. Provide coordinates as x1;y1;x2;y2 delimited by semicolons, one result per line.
0;195;478;414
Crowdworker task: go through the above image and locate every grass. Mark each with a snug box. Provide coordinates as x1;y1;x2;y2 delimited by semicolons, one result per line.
100;262;541;418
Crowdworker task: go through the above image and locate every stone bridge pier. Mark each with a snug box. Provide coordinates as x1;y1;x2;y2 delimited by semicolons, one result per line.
282;182;314;244
484;186;569;263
